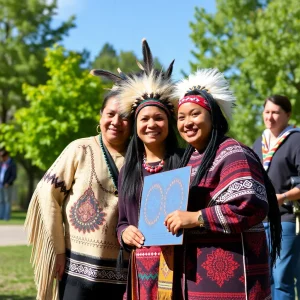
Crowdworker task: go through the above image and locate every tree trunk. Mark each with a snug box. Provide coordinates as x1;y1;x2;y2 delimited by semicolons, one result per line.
0;89;8;124
18;157;43;210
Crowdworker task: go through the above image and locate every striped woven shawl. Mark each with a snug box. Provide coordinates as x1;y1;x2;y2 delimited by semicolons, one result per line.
262;125;300;171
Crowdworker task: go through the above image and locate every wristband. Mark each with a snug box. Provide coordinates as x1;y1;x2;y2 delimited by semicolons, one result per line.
198;211;205;228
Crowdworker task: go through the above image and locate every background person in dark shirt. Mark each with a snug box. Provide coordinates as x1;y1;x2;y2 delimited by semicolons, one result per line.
0;149;17;221
253;94;300;300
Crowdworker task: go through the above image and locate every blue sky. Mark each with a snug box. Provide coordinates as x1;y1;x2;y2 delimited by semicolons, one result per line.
53;0;216;81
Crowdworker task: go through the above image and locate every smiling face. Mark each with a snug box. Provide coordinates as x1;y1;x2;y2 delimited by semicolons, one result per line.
177;102;212;150
136;105;169;148
263;100;290;135
100;96;131;151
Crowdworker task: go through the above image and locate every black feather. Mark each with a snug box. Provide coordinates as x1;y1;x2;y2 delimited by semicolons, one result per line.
117;68;128;80
142;39;153;75
90;69;122;83
154;93;161;99
142;93;148;100
164;59;175;79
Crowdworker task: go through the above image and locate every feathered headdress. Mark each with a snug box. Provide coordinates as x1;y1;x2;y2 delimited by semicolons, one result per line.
173;68;236;119
89;67;127;86
89;39;176;118
116;38;176;118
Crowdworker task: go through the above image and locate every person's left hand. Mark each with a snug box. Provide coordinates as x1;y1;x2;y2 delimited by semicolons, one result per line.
164;210;199;234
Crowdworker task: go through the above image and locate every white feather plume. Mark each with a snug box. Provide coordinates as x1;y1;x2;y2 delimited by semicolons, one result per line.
117;70;175;117
173;68;236;119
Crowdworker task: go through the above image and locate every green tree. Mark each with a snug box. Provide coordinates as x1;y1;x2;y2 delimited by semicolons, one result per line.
1;45;104;207
0;0;75;207
189;0;300;145
92;43;119;72
0;0;75;124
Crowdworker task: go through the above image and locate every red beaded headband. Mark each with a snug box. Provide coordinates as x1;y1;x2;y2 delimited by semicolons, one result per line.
178;95;211;111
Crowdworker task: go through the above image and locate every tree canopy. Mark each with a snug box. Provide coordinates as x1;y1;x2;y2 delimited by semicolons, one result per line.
1;45;104;170
190;0;300;145
0;0;75;124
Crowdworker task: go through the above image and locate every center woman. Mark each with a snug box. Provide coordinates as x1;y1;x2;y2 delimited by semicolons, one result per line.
116;40;183;300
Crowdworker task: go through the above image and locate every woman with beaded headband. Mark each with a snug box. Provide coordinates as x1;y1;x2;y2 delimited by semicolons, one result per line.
115;39;184;300
25;84;132;298
162;68;282;299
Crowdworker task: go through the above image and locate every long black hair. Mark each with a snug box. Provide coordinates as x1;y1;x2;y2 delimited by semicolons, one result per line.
249;149;282;268
121;110;182;202
178;89;281;268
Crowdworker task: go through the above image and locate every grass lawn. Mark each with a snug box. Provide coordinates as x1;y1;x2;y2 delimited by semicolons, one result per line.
0;211;27;226
0;245;36;300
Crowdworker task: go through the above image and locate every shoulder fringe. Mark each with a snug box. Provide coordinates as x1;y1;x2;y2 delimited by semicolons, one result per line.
24;190;58;300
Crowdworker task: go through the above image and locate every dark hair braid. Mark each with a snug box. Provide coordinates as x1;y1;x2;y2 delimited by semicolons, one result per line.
178;144;194;168
250;149;282;267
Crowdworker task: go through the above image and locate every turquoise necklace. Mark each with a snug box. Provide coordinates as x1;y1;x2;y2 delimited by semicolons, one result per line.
99;134;118;195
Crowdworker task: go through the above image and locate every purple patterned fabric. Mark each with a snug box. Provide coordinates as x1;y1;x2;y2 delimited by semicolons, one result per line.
174;137;271;299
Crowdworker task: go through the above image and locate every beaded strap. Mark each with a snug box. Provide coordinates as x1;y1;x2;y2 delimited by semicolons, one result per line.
99;135;119;194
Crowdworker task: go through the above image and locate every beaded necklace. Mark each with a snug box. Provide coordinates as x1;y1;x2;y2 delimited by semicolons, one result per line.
99;135;118;193
142;154;164;173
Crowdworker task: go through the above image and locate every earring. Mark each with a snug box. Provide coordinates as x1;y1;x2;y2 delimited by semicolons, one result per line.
96;124;101;134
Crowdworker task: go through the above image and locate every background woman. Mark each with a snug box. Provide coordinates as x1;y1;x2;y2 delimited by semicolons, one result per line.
116;39;183;300
253;94;300;299
163;68;281;299
25;88;131;300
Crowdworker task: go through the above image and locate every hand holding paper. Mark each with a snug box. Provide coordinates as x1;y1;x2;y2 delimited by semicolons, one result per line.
138;166;191;246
